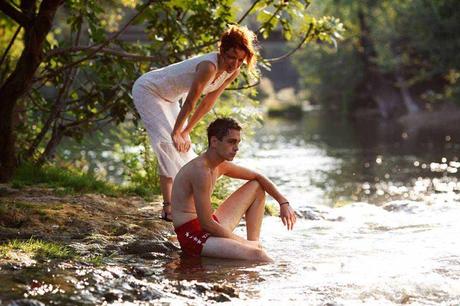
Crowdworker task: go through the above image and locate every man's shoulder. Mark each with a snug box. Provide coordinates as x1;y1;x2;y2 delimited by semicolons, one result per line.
179;157;211;181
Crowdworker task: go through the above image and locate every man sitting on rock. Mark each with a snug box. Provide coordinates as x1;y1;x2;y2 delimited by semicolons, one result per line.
171;117;297;261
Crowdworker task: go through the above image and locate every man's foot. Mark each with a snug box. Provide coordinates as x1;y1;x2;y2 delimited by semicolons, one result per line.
160;202;173;222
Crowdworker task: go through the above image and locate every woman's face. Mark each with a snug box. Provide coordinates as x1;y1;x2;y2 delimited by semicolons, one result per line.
221;47;247;73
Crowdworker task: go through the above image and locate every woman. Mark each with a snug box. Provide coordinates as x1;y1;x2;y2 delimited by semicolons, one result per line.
132;25;258;221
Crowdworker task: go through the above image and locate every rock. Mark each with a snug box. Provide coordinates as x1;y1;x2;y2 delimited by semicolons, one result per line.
136;287;162;301
212;284;238;297
103;292;120;303
7;299;45;306
209;293;231;302
139;252;169;260
122;240;179;255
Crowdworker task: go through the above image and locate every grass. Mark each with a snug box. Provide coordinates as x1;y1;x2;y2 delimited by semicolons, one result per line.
11;162;158;199
0;238;75;261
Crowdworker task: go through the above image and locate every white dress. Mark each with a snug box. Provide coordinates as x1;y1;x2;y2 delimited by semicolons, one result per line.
132;52;231;178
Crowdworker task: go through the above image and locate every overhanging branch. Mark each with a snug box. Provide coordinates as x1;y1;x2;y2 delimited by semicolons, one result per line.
36;0;156;82
0;0;30;26
266;23;313;63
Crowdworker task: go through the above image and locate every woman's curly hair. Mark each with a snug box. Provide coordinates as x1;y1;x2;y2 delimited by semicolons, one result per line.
219;25;259;71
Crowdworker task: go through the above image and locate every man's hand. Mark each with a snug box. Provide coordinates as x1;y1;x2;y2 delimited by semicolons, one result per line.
280;204;297;230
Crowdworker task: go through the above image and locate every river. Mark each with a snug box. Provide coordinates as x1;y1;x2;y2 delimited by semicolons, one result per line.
1;111;459;305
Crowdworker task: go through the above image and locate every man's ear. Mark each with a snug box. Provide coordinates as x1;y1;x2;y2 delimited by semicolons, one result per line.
210;136;218;148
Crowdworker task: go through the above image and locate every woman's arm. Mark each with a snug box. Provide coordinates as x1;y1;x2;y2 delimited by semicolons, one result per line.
182;69;240;137
171;62;216;152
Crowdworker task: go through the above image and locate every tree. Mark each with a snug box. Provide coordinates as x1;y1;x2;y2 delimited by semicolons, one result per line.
293;0;460;117
0;0;343;182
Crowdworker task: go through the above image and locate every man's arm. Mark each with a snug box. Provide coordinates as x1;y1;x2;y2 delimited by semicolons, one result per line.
192;168;249;243
220;161;297;230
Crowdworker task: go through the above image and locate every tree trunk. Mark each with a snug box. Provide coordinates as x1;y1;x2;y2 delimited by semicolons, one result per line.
0;0;63;182
37;124;65;165
395;72;420;114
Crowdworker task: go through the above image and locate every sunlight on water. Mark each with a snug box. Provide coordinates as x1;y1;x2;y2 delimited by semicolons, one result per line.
224;114;460;305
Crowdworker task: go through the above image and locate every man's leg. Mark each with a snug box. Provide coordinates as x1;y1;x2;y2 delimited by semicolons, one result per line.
202;180;270;261
202;237;272;261
214;180;266;240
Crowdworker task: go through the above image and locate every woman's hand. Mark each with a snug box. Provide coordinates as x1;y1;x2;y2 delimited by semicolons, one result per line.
181;131;192;152
171;132;186;152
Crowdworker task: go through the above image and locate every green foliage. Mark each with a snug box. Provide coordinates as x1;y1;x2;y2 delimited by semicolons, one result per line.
294;0;460;111
12;162;120;195
11;162;157;198
0;239;75;261
118;128;161;194
1;0;343;186
293;39;363;111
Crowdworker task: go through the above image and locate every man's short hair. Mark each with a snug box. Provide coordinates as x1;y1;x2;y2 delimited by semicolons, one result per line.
207;117;242;145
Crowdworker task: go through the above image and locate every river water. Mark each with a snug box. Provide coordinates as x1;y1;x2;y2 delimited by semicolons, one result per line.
228;112;460;305
2;111;460;305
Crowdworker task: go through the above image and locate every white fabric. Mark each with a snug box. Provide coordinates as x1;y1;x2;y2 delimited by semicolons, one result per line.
132;52;231;178
135;52;230;102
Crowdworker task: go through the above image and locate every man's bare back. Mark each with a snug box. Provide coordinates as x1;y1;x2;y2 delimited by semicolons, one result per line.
171;118;297;261
172;155;222;228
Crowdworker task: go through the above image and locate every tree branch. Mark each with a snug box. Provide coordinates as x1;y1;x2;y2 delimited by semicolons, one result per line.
0;0;30;26
46;46;165;62
237;0;262;23
45;0;262;61
226;78;260;90
265;22;313;63
35;0;156;82
0;25;22;68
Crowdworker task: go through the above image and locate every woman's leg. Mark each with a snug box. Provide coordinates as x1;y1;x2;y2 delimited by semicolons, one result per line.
160;175;173;220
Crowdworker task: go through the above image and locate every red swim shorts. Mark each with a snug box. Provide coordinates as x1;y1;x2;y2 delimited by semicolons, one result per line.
174;215;219;257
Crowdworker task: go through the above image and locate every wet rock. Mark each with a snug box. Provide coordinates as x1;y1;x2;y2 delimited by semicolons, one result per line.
297;210;322;220
122;240;179;255
326;216;345;222
103;291;120;303
128;266;155;278
136;287;162;301
139;252;170;260
212;284;238;297
7;299;45;306
209;293;231;302
382;201;421;213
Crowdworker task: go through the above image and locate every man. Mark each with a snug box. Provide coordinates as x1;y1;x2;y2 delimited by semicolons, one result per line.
171;118;296;261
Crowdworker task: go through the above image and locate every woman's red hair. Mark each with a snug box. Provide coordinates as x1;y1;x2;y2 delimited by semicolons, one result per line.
219;25;258;71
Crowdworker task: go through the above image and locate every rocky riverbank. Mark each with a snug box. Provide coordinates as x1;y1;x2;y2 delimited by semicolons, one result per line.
0;185;243;305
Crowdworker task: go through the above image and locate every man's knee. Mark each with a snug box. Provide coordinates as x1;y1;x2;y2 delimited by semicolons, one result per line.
246;180;265;198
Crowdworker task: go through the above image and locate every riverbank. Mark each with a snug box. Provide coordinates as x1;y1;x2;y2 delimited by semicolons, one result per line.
0;184;175;265
0;181;270;304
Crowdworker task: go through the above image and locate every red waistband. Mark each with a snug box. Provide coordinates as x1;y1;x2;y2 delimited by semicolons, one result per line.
174;214;219;233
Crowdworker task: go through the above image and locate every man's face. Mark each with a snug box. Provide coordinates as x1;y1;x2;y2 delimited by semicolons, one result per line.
214;129;241;161
221;47;247;73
